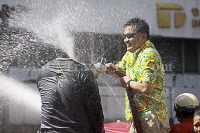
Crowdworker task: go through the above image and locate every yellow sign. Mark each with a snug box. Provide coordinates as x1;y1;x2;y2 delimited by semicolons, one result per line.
191;8;200;27
157;3;186;28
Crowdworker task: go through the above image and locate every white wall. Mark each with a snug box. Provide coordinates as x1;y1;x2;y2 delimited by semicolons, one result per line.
166;73;200;89
99;86;126;122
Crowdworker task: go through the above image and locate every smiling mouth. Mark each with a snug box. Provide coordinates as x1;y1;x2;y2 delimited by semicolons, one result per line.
127;44;132;48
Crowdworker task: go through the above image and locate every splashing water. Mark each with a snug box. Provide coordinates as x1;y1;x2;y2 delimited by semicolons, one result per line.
10;1;75;60
0;74;41;114
5;0;127;124
9;0;125;62
99;75;124;112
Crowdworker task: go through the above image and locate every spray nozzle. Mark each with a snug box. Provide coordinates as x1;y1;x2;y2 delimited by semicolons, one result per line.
93;57;107;72
100;57;107;65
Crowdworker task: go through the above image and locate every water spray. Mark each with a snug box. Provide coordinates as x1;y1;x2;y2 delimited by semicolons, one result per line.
91;57;126;78
87;57;107;79
93;57;107;73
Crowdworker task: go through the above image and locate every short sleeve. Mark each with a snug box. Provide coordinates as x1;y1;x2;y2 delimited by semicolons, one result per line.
118;52;128;72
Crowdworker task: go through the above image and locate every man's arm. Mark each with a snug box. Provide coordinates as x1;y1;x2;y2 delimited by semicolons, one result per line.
106;63;153;95
120;75;154;95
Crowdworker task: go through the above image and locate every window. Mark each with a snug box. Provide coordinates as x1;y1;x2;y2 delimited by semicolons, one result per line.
152;37;182;73
152;37;199;74
184;40;198;73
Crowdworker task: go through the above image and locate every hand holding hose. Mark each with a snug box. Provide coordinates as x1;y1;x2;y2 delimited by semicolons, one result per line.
105;63;126;78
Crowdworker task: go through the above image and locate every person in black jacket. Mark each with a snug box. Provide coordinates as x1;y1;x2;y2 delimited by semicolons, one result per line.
37;49;104;133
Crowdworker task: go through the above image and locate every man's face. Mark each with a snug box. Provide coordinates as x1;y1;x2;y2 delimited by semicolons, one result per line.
123;26;144;53
194;115;200;133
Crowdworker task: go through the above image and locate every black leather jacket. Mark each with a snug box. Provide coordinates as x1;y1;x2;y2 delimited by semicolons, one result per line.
37;58;104;133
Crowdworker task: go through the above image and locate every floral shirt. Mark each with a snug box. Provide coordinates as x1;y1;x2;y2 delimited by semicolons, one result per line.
118;40;168;121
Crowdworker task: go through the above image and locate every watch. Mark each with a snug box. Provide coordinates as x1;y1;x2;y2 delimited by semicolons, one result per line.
126;80;133;88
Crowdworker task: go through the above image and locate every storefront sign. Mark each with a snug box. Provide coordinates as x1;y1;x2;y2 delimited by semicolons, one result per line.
192;8;200;27
157;3;200;28
156;2;200;38
157;3;186;28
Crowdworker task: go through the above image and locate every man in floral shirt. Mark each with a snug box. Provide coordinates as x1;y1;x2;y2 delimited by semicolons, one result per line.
106;17;170;133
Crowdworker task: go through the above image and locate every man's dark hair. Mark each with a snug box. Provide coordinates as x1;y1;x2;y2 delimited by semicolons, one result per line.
194;107;200;117
176;111;194;121
55;47;69;58
124;17;150;39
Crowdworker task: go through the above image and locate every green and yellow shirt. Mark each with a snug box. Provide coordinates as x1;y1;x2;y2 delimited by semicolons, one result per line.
118;40;168;121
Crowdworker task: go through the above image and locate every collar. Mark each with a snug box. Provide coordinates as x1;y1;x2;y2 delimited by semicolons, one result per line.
137;40;151;51
127;40;152;55
56;58;71;60
182;118;193;123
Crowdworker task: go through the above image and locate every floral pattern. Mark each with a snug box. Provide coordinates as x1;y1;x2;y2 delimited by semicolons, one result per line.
118;40;168;121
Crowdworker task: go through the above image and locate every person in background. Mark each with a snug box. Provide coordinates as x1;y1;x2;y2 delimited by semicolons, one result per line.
106;17;170;133
37;48;104;133
194;107;200;133
170;93;199;133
